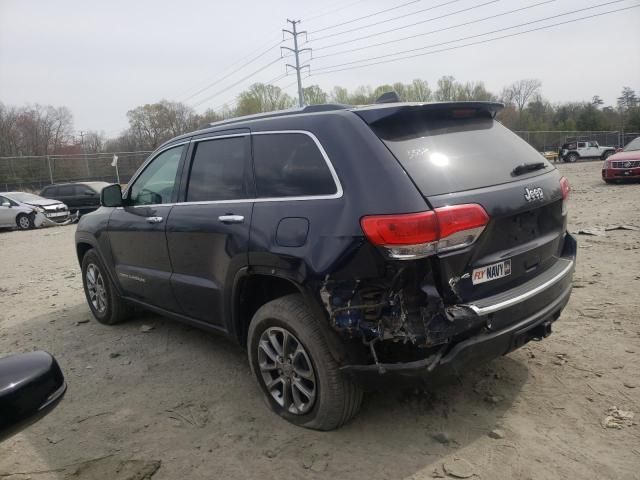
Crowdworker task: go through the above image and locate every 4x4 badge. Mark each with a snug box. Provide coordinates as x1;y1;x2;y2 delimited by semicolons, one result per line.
524;187;544;202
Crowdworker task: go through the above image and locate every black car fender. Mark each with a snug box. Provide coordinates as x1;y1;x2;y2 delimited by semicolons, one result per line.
229;265;351;365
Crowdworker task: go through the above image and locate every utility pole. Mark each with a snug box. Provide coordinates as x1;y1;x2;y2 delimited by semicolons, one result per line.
79;130;89;178
282;19;311;107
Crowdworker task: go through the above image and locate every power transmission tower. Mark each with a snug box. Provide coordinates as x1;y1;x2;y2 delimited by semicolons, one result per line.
282;19;311;107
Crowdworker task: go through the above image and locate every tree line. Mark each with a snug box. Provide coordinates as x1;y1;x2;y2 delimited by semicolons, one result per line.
1;77;639;156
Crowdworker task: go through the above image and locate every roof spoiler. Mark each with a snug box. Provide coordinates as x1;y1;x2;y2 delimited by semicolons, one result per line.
355;101;504;125
375;91;401;104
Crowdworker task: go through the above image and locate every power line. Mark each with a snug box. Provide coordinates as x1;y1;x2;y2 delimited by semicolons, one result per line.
207;73;292;114
313;0;547;54
181;39;283;103
190;57;283;108
310;0;422;34
312;0;629;71
311;3;639;75
176;34;282;99
309;0;466;42
303;0;369;23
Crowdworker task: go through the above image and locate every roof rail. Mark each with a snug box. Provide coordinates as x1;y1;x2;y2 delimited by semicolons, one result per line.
207;104;349;128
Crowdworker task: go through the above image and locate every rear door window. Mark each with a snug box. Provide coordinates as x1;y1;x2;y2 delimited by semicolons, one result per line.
76;185;95;195
186;136;249;202
58;185;75;196
365;111;553;197
252;133;337;198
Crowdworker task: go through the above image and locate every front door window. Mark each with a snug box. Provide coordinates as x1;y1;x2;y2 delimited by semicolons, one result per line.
128;145;184;206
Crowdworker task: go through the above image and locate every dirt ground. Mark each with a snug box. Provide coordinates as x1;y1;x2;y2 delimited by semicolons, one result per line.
0;161;638;480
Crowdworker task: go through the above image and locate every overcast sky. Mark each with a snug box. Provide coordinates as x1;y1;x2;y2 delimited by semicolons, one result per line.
1;0;638;136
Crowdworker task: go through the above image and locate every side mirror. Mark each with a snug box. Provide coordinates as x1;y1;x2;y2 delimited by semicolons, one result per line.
0;351;66;442
1;202;10;208
101;184;123;207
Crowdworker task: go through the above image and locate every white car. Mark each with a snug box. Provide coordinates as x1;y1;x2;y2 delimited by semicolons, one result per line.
559;140;616;163
0;192;71;230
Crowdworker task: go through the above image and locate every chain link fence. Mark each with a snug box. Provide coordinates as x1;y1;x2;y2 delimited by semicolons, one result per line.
513;131;640;153
0;151;151;192
2;130;640;192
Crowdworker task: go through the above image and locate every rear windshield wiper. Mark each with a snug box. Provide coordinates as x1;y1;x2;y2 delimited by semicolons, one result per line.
512;162;547;176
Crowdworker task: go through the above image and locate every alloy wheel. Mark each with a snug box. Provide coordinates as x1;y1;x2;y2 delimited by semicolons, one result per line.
257;326;317;415
86;264;107;314
18;216;30;229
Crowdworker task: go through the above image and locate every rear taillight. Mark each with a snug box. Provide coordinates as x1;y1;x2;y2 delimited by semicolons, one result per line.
560;176;570;200
360;204;489;260
560;176;570;216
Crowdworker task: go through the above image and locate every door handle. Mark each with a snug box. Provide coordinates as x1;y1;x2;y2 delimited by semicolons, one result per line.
218;214;244;224
146;216;163;224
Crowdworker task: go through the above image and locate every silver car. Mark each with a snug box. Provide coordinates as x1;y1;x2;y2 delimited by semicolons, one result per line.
0;192;71;230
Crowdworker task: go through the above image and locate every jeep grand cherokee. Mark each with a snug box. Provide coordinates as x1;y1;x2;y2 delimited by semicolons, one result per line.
75;101;576;430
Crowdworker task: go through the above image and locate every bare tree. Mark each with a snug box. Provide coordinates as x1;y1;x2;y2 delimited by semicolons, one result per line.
434;76;456;101
407;79;432;102
502;79;542;113
0;102;20;156
83;131;105;153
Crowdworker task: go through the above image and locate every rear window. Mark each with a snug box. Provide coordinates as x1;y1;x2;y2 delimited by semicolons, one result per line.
252;133;337;198
368;112;552;197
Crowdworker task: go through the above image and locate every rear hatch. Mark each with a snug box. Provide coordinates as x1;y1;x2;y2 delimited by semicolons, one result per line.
355;102;568;304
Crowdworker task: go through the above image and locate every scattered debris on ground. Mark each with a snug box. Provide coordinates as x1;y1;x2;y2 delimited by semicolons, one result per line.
602;407;636;429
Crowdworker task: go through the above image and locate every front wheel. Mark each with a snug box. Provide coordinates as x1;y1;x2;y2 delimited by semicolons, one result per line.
248;294;363;431
81;249;131;325
15;213;34;230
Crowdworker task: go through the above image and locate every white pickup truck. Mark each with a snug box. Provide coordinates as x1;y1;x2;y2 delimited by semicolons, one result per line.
559;141;616;163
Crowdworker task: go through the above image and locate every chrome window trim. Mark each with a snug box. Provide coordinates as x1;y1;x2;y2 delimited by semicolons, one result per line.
191;133;249;143
122;140;191;199
120;130;343;209
250;130;343;201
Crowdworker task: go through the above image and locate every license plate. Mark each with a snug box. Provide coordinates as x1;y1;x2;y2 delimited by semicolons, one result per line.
472;259;511;285
47;212;67;217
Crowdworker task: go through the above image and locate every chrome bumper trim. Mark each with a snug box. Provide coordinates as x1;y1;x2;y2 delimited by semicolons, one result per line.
460;260;574;316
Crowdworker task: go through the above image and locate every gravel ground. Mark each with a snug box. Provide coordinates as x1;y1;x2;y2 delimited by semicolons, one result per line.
0;161;639;480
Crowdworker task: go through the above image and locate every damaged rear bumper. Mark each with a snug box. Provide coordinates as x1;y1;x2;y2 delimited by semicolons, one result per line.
340;234;576;386
341;283;571;385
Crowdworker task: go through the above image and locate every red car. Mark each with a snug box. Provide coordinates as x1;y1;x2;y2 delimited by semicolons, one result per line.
602;137;640;183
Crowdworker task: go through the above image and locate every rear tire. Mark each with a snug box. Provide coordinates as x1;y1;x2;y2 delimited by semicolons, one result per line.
566;153;579;163
16;213;34;230
248;294;363;431
81;249;131;325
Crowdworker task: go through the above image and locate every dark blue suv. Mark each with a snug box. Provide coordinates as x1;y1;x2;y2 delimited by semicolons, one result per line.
75;101;576;430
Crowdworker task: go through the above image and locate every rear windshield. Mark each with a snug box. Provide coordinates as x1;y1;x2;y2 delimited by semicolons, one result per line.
368;112;553;196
